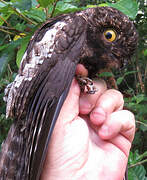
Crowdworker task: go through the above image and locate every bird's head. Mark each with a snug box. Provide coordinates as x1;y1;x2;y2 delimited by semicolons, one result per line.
80;7;138;77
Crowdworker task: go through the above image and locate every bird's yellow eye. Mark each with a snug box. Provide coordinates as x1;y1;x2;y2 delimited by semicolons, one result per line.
104;30;117;42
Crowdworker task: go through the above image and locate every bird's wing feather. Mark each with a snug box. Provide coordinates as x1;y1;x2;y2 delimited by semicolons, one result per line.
0;14;86;180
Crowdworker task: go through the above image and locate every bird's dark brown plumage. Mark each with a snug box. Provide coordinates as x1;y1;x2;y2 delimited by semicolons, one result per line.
0;7;138;180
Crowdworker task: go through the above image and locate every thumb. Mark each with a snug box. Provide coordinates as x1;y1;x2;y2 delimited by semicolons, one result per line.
41;79;80;179
57;78;80;125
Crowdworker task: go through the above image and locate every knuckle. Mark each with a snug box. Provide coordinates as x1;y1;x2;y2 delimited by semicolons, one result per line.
124;110;136;128
106;89;124;105
94;79;107;91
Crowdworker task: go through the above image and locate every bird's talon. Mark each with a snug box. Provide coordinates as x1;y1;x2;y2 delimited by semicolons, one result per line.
76;75;97;94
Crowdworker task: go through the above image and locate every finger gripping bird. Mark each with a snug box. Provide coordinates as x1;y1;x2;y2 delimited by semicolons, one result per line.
0;7;138;180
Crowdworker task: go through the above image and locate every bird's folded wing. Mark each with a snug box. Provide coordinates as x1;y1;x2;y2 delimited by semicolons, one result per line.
0;15;86;180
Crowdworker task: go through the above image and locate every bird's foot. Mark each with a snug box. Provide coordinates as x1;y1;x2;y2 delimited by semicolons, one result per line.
76;75;97;94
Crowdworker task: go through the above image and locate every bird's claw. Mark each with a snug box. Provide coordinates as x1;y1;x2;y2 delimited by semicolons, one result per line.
76;75;97;94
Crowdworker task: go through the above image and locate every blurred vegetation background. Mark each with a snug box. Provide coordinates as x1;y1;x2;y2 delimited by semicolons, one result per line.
0;0;146;179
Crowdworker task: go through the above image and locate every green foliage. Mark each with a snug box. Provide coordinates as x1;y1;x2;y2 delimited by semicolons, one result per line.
86;0;139;19
52;1;83;16
12;0;32;11
98;71;114;77
16;34;32;66
0;73;16;148
107;0;138;19
128;151;147;180
0;0;146;179
0;40;21;78
37;0;53;8
128;165;147;180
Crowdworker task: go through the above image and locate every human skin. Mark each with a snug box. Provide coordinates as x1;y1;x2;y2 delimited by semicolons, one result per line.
41;66;135;180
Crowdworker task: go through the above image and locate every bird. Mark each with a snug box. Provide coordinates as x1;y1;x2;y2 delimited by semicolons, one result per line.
0;6;138;180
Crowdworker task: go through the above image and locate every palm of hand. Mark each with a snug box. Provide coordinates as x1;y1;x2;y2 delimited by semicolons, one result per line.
41;79;135;180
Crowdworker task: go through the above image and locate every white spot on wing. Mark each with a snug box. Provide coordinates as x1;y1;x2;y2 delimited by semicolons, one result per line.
6;21;67;117
20;21;66;81
14;75;24;88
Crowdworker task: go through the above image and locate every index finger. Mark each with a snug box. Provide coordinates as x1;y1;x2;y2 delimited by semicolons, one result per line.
90;89;124;126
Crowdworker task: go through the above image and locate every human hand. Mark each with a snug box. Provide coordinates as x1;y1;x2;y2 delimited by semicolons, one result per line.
41;70;135;180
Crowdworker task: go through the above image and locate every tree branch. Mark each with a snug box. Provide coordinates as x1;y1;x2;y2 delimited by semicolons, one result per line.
129;159;147;168
50;0;59;18
136;120;147;127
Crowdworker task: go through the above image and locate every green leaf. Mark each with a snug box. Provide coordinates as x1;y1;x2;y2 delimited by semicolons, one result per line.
31;0;39;8
116;70;137;85
107;0;138;20
131;94;145;104
129;151;140;164
38;0;54;8
98;71;114;77
135;94;145;104
124;70;137;76
128;165;147;180
144;49;147;56
86;5;98;8
53;1;81;16
116;76;124;85
0;53;11;77
11;0;32;11
16;35;31;67
0;2;5;8
56;1;78;12
13;22;26;32
98;3;108;7
128;151;147;180
140;123;147;132
138;151;147;161
0;40;21;77
0;44;9;51
24;8;46;23
86;3;108;8
0;7;12;26
129;151;147;165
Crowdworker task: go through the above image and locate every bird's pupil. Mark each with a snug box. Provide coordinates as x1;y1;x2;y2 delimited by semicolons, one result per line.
105;32;112;39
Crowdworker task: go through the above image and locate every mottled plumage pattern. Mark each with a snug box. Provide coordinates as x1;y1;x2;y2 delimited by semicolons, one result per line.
0;7;138;180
